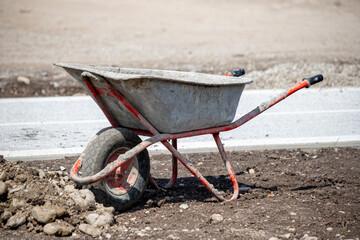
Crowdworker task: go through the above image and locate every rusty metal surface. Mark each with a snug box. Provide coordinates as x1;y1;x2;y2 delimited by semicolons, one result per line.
55;63;252;133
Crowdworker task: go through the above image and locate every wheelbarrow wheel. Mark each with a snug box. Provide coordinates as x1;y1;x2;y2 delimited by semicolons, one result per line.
81;127;150;211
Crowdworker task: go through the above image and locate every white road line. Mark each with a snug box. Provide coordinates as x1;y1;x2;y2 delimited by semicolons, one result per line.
1;109;357;127
0;96;90;103
3;135;359;161
0;119;108;127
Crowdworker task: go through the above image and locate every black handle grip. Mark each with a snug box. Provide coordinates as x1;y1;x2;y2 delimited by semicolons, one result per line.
303;74;323;86
230;68;245;77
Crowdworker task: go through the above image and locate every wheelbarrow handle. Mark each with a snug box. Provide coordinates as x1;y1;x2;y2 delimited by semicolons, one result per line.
225;68;245;77
303;74;324;87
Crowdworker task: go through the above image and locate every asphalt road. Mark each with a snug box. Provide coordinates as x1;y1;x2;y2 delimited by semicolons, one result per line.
1;88;359;160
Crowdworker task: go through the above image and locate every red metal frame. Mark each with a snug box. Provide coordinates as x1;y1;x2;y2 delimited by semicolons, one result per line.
71;75;316;201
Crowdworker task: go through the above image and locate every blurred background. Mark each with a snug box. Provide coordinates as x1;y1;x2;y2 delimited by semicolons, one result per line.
0;0;359;97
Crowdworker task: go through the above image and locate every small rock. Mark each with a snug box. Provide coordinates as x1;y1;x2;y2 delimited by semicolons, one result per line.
0;181;8;198
105;233;112;239
157;198;166;207
290;212;297;216
32;205;67;224
0;171;6;181
6;212;27;228
326;227;333;231
145;226;151;231
11;198;26;209
281;233;291;239
17;76;31;85
8;184;26;194
79;224;102;238
102;206;115;214
179;204;189;210
269;237;279;240
38;169;46;179
86;212;114;227
43;221;74;236
300;234;318;240
287;227;297;233
249;169;256;174
59;166;66;171
41;72;48;77
1;210;12;221
210;213;223;223
64;184;75;193
69;189;95;210
17;174;27;183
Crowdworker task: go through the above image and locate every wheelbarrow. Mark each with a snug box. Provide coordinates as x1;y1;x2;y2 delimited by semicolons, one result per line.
55;63;323;210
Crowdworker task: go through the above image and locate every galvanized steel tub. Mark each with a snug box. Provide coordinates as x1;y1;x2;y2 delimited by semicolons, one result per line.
55;63;252;133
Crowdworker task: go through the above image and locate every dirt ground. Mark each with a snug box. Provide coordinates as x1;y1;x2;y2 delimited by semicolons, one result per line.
1;1;359;239
0;0;360;97
0;148;359;239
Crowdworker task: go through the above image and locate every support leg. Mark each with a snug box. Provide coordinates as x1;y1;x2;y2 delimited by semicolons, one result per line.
166;139;178;188
213;133;239;200
161;141;226;201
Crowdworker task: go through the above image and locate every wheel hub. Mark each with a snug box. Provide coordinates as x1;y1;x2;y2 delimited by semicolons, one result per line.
104;147;139;195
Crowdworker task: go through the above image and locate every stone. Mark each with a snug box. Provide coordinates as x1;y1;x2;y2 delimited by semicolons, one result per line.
86;212;114;228
0;171;6;181
1;210;12;221
101;206;115;214
8;184;26;194
32;205;68;224
64;184;75;193
70;189;95;210
249;169;256;174
6;212;27;228
11;198;27;209
210;213;223;223
287;227;296;233
326;227;333;232
300;234;318;240
38;169;46;179
79;223;102;238
157;198;167;207
281;233;292;239
17;174;27;183
60;166;66;171
43;221;74;236
0;181;7;198
269;237;279;240
17;76;31;85
179;204;189;209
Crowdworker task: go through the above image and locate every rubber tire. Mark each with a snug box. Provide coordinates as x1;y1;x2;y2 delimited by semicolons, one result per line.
81;127;150;211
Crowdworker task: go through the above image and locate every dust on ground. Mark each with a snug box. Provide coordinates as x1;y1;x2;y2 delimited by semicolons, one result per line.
1;147;359;239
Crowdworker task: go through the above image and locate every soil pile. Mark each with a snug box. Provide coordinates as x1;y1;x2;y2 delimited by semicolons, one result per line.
0;155;117;239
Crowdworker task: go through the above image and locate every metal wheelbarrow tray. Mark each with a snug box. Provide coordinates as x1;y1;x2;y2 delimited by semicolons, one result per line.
55;62;323;211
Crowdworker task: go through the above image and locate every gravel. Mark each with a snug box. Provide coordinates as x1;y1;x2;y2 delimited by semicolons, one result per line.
245;62;360;89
